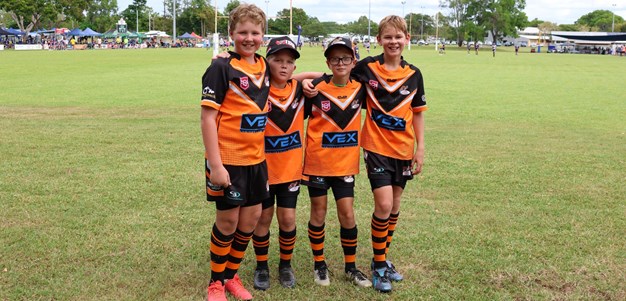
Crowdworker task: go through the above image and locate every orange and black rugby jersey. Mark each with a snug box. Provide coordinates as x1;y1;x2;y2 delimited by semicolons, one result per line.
354;54;428;160
303;74;365;177
266;79;305;184
201;52;271;166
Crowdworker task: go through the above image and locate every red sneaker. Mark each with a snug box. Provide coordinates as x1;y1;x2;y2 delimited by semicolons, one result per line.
207;280;227;301
224;274;253;300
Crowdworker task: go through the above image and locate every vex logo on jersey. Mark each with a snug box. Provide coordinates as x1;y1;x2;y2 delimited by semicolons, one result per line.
265;131;302;153
322;131;358;148
372;109;406;131
240;113;267;133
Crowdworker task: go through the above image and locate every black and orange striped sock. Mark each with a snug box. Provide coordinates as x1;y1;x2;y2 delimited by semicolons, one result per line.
279;228;296;268
308;222;326;269
371;214;389;269
224;228;253;280
385;212;400;255
252;232;270;270
210;224;234;283
340;226;358;272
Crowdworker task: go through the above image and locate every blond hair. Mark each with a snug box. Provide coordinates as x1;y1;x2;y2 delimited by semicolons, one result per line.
377;15;408;37
229;3;266;34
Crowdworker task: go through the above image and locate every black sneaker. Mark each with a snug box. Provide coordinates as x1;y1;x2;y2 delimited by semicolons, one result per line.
278;266;296;288
253;268;270;291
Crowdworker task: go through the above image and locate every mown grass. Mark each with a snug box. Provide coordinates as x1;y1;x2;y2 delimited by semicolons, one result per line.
1;46;625;300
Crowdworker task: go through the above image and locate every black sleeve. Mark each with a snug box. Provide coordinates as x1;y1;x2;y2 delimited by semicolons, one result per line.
201;58;230;106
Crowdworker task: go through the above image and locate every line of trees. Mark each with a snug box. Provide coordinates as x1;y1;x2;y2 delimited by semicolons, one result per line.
1;0;625;42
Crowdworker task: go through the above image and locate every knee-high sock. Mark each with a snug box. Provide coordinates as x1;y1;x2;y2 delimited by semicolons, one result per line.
340;226;358;271
210;224;234;282
252;232;270;269
308;222;325;268
224;228;253;280
371;214;389;269
385;212;399;255
279;228;296;268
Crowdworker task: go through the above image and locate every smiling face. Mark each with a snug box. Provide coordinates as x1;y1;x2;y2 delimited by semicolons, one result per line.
267;50;297;87
377;25;409;59
230;20;263;61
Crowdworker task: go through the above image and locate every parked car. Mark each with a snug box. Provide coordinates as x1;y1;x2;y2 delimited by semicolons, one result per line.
417;39;429;45
520;42;528;47
504;41;514;46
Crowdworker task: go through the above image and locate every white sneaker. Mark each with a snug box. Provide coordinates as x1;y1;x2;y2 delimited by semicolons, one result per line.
314;265;330;286
346;268;372;287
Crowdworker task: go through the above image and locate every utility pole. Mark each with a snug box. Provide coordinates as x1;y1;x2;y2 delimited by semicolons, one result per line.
612;4;617;32
289;0;293;36
265;0;269;34
173;0;176;40
401;1;406;18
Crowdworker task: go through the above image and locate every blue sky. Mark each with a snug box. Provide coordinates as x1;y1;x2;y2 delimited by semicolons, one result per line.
118;0;624;26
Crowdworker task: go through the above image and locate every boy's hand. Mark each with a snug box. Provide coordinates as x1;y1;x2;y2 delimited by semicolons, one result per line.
302;79;318;98
411;150;424;175
212;51;231;61
210;165;231;188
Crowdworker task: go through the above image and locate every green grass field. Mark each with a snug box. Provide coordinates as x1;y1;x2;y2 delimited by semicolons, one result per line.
1;46;625;300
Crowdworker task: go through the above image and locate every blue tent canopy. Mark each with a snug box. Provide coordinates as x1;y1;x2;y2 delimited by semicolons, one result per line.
178;32;193;39
80;27;102;37
68;28;83;36
1;28;25;35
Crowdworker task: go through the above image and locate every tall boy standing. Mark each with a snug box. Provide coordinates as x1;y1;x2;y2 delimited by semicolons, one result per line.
354;15;427;293
302;15;428;294
303;37;372;289
200;4;269;301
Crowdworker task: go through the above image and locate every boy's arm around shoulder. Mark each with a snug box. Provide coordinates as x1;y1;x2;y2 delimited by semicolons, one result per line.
294;72;324;98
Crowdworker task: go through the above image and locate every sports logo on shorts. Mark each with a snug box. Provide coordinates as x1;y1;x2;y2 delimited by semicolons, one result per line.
240;76;249;90
288;182;300;192
369;80;378;90
321;100;331;112
402;166;412;176
343;176;354;183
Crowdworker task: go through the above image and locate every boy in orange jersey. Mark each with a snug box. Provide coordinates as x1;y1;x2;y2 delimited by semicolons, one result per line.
303;37;372;289
200;4;269;301
302;16;428;293
354;15;427;293
250;36;305;291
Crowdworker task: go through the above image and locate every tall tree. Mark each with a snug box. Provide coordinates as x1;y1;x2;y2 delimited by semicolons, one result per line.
0;0;56;34
444;0;469;45
346;16;377;38
576;10;624;32
271;7;309;35
84;0;119;32
466;0;527;43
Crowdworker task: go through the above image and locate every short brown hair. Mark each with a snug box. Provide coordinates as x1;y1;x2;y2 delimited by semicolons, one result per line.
229;3;266;34
377;15;408;37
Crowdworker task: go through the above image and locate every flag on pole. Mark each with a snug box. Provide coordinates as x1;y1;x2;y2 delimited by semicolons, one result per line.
296;25;302;48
